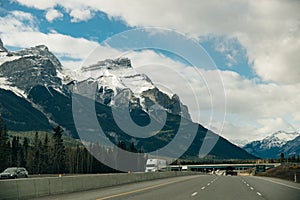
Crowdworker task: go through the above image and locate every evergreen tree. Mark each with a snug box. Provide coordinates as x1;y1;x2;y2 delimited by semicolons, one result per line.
21;137;29;168
0;117;10;171
40;134;50;173
118;140;127;150
280;152;285;163
11;136;20;166
129;142;137;153
32;131;41;174
52;126;66;174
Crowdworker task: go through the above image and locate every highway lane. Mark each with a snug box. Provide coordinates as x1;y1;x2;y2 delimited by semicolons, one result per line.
34;175;300;200
96;175;265;200
241;176;300;200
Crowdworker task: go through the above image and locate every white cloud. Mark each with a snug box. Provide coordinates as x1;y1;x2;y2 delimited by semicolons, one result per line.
45;9;63;22
70;9;93;22
256;118;296;135
14;0;94;22
0;10;37;32
0;10;99;64
11;0;60;10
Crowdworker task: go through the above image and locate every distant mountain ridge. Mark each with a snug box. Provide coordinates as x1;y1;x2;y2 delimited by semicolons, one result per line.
243;130;300;158
0;39;257;160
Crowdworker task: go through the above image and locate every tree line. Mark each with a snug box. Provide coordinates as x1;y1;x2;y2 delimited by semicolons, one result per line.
0;117;147;174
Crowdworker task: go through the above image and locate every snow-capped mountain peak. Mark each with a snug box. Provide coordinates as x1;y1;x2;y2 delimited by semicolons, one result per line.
243;130;300;158
271;130;299;142
0;40;64;95
73;58;190;119
260;131;299;149
82;58;132;71
77;58;155;97
261;135;286;149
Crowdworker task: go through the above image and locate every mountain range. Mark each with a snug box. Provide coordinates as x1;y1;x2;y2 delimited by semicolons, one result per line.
243;130;300;159
0;39;257;160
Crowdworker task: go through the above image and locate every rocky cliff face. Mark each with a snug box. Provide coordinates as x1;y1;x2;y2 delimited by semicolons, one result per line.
141;88;190;119
0;39;8;52
77;58;191;120
0;44;63;93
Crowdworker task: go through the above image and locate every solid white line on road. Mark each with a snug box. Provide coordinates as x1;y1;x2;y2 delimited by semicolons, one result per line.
255;177;300;190
201;187;206;190
257;192;262;196
191;192;198;197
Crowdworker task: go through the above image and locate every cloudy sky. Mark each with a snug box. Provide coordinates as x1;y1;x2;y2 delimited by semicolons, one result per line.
1;0;299;145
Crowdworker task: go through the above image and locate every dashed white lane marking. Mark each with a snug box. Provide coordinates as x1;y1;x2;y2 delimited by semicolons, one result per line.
247;184;249;186
250;187;254;190
201;187;206;190
257;192;262;196
191;192;198;197
207;183;210;186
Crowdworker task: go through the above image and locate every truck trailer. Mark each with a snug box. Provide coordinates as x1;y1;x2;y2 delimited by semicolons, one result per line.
145;159;167;172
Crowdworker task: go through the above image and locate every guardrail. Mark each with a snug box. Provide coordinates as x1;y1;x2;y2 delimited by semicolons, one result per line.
0;171;198;199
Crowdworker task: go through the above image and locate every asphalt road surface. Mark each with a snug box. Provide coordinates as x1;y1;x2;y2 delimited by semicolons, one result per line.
35;175;300;200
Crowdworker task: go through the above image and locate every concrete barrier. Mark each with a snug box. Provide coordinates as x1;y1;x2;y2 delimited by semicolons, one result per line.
0;172;199;199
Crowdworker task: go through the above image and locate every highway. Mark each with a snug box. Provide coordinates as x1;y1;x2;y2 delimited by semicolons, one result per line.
34;175;300;200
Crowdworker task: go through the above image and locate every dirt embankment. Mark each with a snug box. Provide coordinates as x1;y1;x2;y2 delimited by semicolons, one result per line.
256;163;300;183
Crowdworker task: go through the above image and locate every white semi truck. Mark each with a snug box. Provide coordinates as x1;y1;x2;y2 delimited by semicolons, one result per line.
145;159;167;172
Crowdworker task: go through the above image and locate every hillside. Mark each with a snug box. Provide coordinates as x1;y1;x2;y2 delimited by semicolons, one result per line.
0;40;257;161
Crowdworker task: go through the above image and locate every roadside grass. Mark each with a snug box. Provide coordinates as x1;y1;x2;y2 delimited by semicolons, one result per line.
256;163;300;183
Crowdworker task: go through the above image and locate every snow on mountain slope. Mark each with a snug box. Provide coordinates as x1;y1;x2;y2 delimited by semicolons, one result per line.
0;77;27;98
0;40;65;96
283;135;300;156
78;58;156;96
243;130;300;158
71;58;190;119
272;130;299;142
0;52;21;66
258;131;299;150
